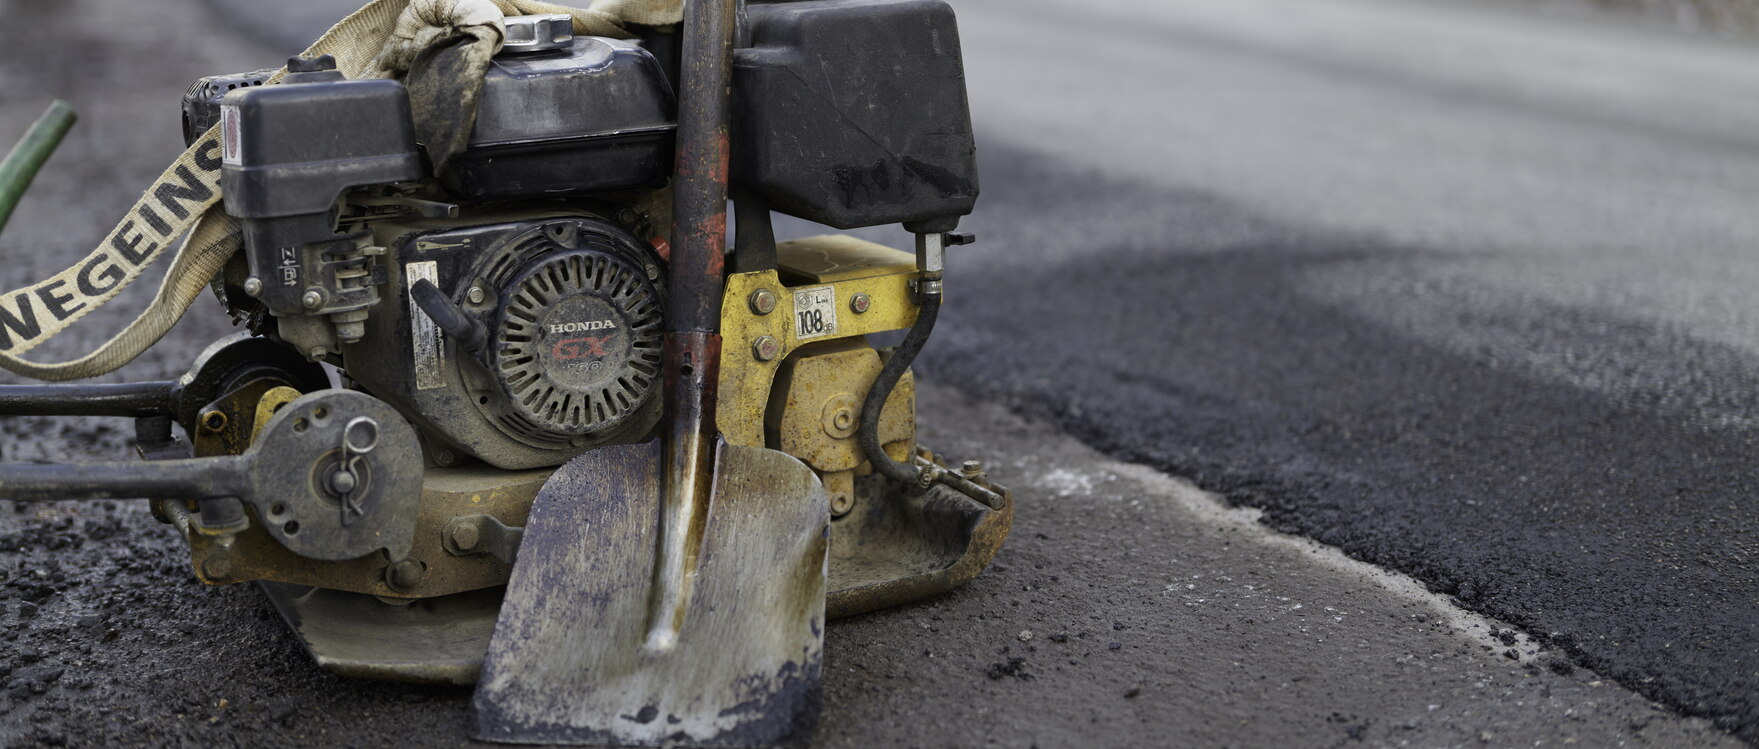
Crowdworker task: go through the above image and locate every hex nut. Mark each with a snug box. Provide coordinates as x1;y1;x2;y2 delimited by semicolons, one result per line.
242;277;263;297
753;336;782;362
301;289;324;310
467;285;486;305
450;521;481;552
749;288;779;316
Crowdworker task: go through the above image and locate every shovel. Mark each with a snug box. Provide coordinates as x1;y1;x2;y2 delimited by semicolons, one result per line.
470;0;831;744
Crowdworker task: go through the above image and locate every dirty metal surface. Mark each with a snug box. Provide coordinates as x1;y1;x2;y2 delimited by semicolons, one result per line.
188;465;550;598
774;235;918;285
256;457;1005;684
767;339;915;476
717;236;921;449
0;390;424;563
231;389;426;563
172;334;334;435
249;385;303;443
471;439;829;747
826;474;1014;620
190;377;292;458
260;581;505;685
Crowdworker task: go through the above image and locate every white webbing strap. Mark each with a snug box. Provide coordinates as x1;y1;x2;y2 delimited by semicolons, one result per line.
0;0;680;381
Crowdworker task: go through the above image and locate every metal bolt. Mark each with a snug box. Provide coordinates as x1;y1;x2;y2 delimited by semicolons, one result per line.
386;560;424;592
915;465;941;489
850;293;872;314
467;285;486;305
646;264;661;281
242;277;263;297
199;410;228;433
450;521;481;552
329;469;357;497
306;347;328;362
752;335;782;362
961;460;985;480
201;554;232;581
301;289;324;309
748;288;779;316
822;394;861;439
435;448;455;467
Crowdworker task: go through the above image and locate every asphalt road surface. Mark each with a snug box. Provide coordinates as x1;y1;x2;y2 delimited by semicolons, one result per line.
2;0;1758;746
926;0;1759;743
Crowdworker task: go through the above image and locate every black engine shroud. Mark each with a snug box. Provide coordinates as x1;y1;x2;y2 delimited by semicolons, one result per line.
342;215;667;470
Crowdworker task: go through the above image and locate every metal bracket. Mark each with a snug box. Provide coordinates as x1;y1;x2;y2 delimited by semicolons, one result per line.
0;390;425;562
717;235;924;448
443;514;524;567
912;454;1005;510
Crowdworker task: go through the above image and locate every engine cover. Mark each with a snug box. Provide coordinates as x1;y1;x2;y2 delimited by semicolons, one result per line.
484;236;663;447
342;214;666;470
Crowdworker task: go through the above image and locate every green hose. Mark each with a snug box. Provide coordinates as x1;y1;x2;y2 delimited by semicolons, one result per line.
0;100;77;236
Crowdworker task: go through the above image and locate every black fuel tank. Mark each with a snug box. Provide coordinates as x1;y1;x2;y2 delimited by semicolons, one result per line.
733;0;980;230
441;35;677;202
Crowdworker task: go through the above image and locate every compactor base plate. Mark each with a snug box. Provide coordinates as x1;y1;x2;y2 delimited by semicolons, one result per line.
262;469;1012;684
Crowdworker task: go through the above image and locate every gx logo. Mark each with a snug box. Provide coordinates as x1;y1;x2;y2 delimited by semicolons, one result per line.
552;335;614;361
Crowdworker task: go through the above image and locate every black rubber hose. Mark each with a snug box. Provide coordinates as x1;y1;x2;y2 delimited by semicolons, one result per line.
860;291;940;484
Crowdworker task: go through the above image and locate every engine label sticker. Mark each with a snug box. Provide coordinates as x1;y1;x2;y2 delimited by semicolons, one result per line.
406;261;446;391
220;104;241;165
793;285;839;340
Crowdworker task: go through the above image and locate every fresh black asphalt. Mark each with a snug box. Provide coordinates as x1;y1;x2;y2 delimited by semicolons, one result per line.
912;141;1759;740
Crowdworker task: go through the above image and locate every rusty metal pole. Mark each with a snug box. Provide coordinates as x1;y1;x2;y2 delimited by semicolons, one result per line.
650;0;739;651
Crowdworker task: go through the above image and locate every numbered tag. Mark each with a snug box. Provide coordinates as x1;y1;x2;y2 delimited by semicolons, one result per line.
793;285;839;340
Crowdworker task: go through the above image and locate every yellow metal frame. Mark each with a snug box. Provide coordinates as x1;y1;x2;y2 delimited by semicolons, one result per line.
717;235;922;448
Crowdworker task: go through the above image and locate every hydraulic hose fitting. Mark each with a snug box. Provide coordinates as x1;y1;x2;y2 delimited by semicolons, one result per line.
859;230;973;489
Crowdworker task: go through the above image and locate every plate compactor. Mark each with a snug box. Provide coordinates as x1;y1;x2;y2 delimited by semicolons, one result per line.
0;1;1009;745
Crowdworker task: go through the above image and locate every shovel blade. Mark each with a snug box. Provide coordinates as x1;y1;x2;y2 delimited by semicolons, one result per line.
471;439;829;748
